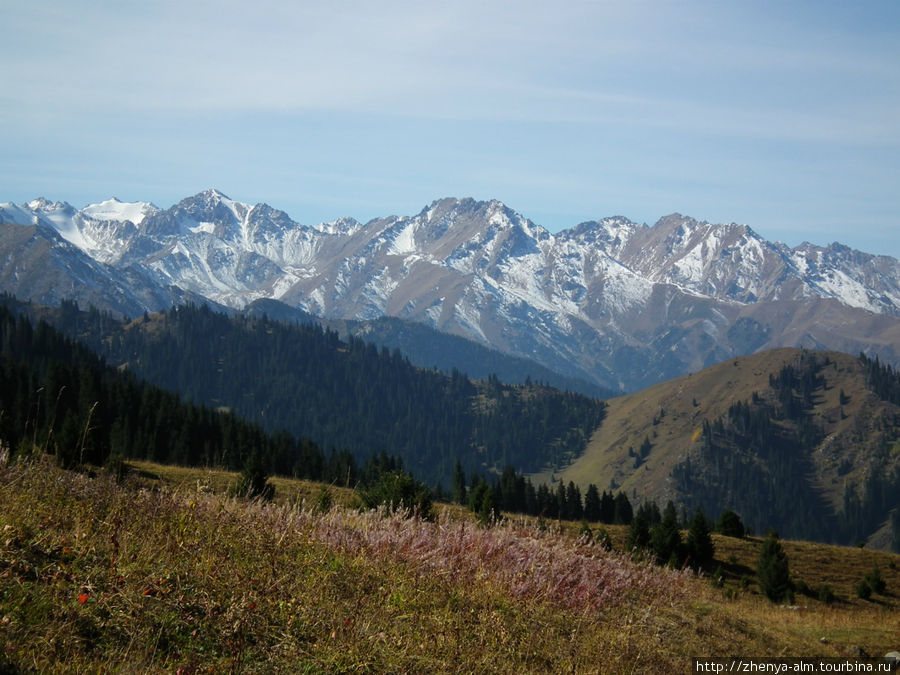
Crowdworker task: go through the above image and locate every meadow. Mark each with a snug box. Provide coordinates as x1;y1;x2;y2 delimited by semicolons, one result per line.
0;458;897;673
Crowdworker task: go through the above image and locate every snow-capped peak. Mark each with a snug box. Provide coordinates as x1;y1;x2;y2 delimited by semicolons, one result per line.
82;198;157;225
27;197;75;215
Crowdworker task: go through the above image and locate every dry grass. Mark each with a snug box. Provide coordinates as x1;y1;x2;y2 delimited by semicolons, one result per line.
0;458;898;673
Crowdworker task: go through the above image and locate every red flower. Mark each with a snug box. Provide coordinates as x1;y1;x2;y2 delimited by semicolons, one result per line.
77;593;89;604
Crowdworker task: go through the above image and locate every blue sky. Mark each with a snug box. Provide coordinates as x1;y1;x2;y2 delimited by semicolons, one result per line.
2;1;899;256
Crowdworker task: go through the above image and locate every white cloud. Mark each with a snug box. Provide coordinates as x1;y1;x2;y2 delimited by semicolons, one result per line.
2;0;898;256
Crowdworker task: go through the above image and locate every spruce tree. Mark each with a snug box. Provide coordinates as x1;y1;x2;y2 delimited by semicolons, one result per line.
452;460;467;504
583;484;601;522
686;507;715;569
757;530;792;603
715;509;745;538
613;492;633;525
651;501;683;566
626;512;651;554
566;481;583;521
556;482;569;520
599;490;616;523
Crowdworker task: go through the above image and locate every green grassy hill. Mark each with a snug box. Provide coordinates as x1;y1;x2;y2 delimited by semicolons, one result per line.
535;348;900;548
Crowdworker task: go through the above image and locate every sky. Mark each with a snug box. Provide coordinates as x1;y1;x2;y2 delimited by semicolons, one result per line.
2;0;899;256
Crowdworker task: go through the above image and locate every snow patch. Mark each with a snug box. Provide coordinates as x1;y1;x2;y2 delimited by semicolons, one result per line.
82;198;155;225
388;221;417;255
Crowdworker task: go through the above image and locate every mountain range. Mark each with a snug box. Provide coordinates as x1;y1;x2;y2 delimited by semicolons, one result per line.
3;189;899;392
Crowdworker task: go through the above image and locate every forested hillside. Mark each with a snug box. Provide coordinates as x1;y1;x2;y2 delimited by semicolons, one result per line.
542;348;900;551
672;352;900;548
243;299;611;398
0;303;352;482
5;298;606;486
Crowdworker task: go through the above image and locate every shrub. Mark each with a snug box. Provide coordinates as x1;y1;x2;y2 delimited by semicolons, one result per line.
577;520;593;543
229;454;275;501
817;585;835;604
856;580;872;600
856;566;887;598
314;485;333;513
865;566;886;594
712;565;725;588
594;527;613;551
358;470;433;520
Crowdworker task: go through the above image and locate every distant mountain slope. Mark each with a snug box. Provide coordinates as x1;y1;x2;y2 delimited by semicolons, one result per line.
3;191;900;391
242;300;610;398
539;348;900;550
8;299;606;486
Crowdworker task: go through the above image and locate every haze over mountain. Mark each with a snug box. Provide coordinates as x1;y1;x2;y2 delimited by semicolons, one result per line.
3;190;900;391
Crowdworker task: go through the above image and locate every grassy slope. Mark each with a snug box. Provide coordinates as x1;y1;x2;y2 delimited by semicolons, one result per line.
535;349;900;539
1;458;898;673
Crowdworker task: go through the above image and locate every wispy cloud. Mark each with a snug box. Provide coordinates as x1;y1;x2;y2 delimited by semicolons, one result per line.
2;0;898;255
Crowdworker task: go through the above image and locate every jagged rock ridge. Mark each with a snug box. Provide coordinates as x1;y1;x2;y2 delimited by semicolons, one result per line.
2;190;899;391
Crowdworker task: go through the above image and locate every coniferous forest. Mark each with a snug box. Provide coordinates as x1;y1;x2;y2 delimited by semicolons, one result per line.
1;297;606;488
671;351;900;548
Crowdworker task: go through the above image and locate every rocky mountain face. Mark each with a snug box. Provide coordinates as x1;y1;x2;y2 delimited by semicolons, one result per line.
2;190;899;392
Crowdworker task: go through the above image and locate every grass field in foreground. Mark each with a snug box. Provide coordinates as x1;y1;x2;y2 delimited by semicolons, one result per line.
0;458;897;673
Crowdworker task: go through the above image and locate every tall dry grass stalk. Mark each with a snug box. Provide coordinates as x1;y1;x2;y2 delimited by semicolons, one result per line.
1;457;897;673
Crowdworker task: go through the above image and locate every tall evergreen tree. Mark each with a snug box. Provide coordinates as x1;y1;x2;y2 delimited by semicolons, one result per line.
566;481;583;521
626;511;651;554
715;509;745;538
583;484;601;522
757;530;792;603
686;507;715;569
651;501;683;566
599;490;616;524
613;492;633;525
452;459;467;504
556;482;569;520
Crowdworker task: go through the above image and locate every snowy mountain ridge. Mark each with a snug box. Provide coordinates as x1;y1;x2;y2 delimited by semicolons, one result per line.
2;189;899;391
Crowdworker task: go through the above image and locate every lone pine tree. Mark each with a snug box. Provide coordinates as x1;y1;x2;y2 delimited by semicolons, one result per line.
757;530;792;603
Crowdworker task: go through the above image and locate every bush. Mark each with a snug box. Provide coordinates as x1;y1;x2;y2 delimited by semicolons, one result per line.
712;565;725;588
594;527;612;551
314;485;333;513
856;580;872;600
577;521;593;543
229;454;275;501
856;566;887;598
865;566;886;594
817;585;835;604
358;471;433;520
